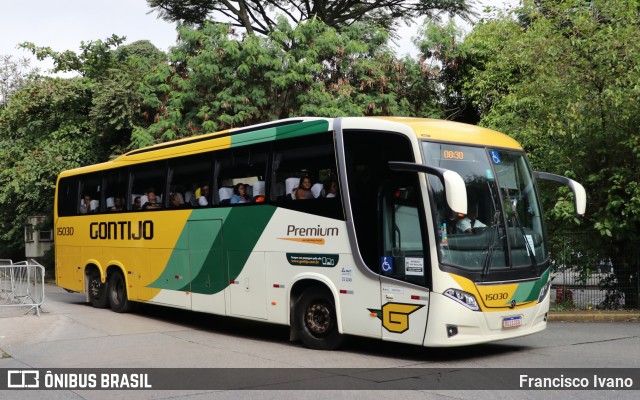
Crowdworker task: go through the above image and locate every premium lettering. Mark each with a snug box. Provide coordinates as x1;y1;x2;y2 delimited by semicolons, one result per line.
287;224;338;237
89;221;154;240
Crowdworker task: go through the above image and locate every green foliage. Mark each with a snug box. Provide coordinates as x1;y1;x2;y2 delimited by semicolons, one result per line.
598;273;624;309
461;0;640;244
550;299;576;311
20;35;127;80
0;77;98;251
136;20;436;144
460;0;640;306
411;19;471;120
0;38;166;254
91;41;166;155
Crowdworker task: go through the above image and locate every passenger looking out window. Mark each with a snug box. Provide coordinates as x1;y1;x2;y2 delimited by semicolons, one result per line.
169;193;184;209
133;196;142;210
295;176;313;200
110;197;124;211
142;190;162;210
80;195;91;214
230;183;250;204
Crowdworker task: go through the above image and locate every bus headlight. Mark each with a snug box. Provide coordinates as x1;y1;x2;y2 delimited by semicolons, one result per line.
538;280;551;303
444;288;480;311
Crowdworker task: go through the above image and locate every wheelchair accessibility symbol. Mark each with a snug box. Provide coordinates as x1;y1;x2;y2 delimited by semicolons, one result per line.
490;150;502;164
380;257;393;273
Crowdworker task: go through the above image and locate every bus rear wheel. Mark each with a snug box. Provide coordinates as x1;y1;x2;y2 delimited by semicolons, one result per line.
295;287;344;350
88;270;108;308
107;270;132;313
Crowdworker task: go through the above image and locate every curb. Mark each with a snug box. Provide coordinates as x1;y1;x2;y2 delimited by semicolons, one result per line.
547;312;640;322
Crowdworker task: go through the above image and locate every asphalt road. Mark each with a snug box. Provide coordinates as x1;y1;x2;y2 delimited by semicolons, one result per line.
1;285;638;399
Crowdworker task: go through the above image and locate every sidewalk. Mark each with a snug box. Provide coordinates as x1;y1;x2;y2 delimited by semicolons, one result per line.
547;309;640;322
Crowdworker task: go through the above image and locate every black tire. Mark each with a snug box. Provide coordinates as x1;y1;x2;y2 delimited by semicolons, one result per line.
107;270;133;313
88;269;108;308
294;287;344;350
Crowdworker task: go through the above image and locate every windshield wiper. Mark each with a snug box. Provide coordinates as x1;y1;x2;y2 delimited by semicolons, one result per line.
481;210;501;278
482;178;502;278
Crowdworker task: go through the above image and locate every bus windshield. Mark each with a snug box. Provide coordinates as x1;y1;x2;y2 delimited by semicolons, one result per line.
423;142;546;274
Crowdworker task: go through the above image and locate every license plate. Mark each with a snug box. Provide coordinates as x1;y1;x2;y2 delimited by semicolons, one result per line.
502;316;522;328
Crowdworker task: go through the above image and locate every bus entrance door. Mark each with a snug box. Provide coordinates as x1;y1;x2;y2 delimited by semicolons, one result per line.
379;181;430;345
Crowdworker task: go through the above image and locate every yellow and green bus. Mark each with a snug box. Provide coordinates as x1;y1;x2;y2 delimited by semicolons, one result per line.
55;117;585;349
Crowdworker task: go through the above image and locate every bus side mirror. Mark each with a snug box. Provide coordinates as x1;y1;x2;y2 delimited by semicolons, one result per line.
533;172;586;217
388;161;467;215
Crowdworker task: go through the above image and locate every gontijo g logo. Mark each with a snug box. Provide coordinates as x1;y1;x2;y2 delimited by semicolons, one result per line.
368;303;424;333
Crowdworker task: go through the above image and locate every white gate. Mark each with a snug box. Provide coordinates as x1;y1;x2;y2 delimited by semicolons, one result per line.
0;259;45;316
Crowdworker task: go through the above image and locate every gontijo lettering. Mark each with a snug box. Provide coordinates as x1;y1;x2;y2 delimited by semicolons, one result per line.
287;224;338;237
90;221;154;240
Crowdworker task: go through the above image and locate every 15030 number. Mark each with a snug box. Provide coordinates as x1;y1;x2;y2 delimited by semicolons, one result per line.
485;292;508;301
57;227;75;236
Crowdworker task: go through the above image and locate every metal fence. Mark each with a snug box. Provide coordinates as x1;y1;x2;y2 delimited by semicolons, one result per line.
0;259;45;316
549;232;640;310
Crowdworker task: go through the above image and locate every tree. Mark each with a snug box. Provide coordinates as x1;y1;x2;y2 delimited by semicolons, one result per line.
90;41;167;155
0;77;98;257
147;0;476;36
134;19;437;146
20;35;128;80
0;38;166;258
460;0;640;306
0;55;39;108
411;19;475;121
21;37;167;156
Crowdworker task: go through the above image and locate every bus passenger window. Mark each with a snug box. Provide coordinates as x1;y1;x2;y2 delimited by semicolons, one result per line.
270;132;343;219
104;168;127;212
57;177;78;217
168;153;212;209
131;161;166;211
78;173;102;214
216;145;268;206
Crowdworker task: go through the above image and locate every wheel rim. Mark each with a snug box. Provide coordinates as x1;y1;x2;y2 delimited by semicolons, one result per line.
89;277;101;298
305;302;333;337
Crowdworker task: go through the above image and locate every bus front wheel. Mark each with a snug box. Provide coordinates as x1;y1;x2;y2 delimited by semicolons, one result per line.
88;270;108;308
294;287;344;350
108;270;132;313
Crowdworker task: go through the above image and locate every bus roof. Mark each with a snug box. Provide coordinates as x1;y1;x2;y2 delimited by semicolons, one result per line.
371;117;522;150
58;117;521;177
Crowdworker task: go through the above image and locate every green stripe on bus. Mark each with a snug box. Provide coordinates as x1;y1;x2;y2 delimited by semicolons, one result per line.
148;206;277;295
512;268;550;303
230;127;278;146
230;120;329;147
222;206;277;284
